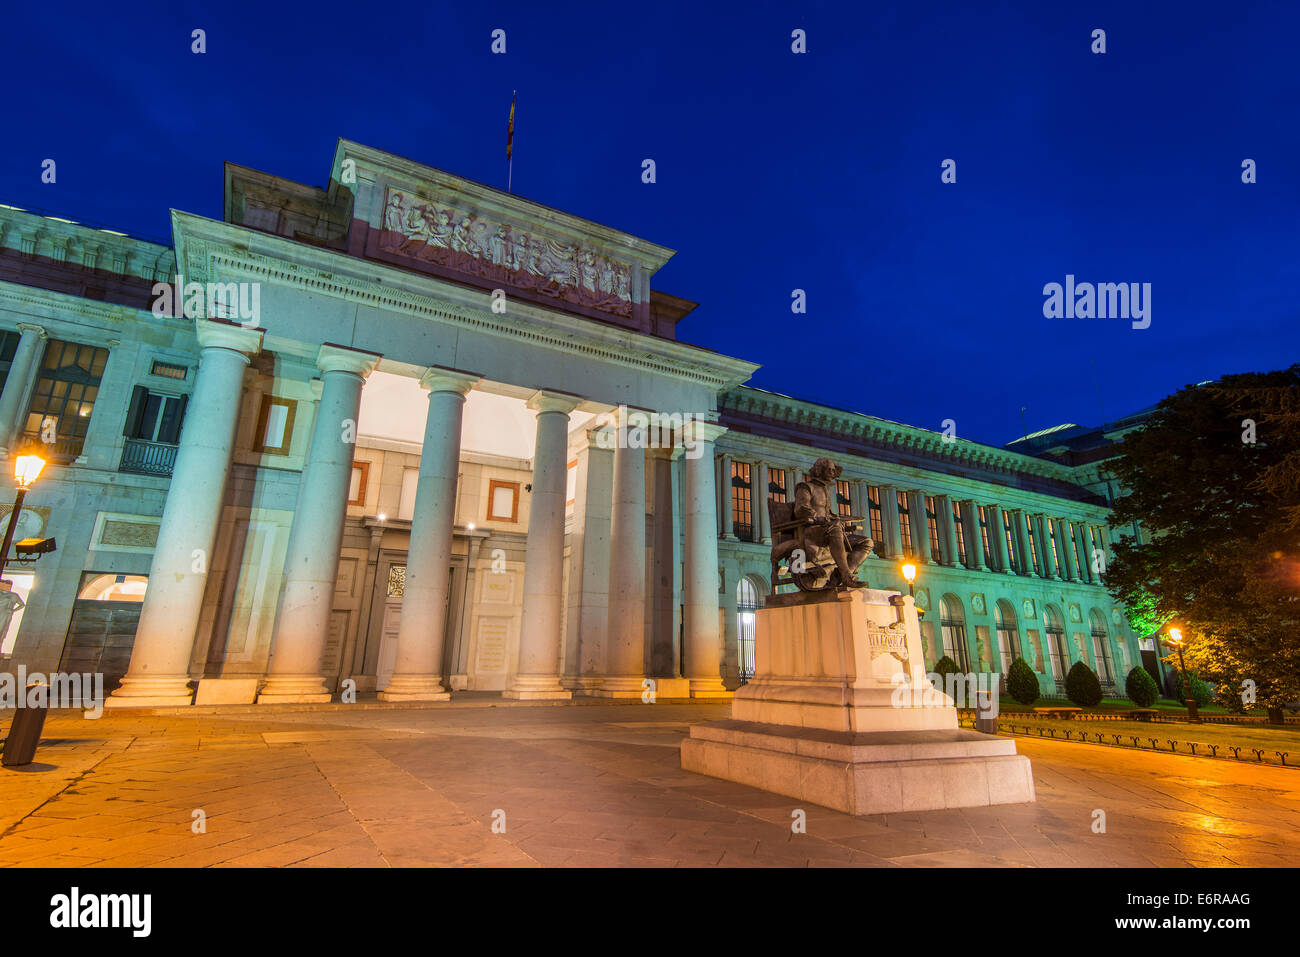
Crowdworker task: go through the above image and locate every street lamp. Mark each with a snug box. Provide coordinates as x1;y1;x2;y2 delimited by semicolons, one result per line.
1165;626;1199;722
900;561;916;597
0;453;45;579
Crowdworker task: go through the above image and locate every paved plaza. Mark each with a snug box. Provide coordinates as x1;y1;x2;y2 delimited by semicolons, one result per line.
1;700;1297;867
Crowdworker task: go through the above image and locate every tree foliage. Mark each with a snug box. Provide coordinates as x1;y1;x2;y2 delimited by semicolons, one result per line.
1065;660;1103;707
1006;657;1040;705
1104;366;1300;708
1124;666;1159;707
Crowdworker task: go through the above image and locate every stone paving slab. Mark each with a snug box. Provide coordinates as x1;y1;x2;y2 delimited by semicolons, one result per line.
2;701;1298;867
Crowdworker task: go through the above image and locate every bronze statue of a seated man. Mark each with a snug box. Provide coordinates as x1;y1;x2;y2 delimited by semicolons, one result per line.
770;457;874;591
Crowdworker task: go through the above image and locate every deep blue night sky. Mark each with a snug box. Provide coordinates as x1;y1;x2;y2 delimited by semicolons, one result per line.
3;1;1297;446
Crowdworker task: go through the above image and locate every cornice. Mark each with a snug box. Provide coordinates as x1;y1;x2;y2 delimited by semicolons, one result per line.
0;278;163;329
171;211;759;394
721;387;1081;485
0;203;173;282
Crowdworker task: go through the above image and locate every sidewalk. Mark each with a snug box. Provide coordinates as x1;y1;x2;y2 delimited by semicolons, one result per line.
2;700;1297;867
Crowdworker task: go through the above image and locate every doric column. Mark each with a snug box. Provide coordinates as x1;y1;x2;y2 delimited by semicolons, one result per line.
0;323;46;452
755;461;771;544
107;320;263;707
1074;524;1093;582
562;426;613;692
1055;518;1079;581
1012;510;1034;575
907;490;932;563
988;505;1012;573
880;484;901;557
683;419;728;696
596;412;648;696
505;390;580;699
379;366;478;701
719;452;735;539
1039;516;1061;579
935;494;958;566
960;501;987;571
260;344;380;703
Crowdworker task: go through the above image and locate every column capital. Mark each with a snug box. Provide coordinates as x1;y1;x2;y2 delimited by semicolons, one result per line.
682;417;727;445
195;318;264;356
418;365;479;395
14;323;46;339
526;389;582;415
317;342;381;378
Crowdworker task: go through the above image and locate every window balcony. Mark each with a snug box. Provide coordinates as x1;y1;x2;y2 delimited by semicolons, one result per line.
119;438;178;477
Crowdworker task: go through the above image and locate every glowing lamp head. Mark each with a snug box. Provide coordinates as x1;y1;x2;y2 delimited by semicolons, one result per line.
13;454;45;489
376;513;387;523
1167;627;1183;645
900;562;917;584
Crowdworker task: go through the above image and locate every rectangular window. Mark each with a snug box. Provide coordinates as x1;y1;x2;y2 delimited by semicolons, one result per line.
730;461;753;541
977;505;993;567
253;395;297;455
1091;632;1115;683
867;486;884;554
1002;512;1020;573
124;386;187;445
566;460;577;509
1027;519;1042;575
487;479;520;522
835;479;852;520
348;461;369;506
21;339;109;462
1048;522;1062;574
952;501;967;565
767;467;787;503
925;496;942;561
1073;525;1089;581
896;491;913;555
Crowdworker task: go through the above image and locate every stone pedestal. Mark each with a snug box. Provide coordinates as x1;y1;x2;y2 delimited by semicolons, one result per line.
680;588;1034;815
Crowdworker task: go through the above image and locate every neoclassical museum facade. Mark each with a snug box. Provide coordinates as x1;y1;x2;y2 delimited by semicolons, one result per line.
0;140;1143;705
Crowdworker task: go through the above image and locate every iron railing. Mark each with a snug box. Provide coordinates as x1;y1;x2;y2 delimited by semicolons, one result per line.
119;438;178;476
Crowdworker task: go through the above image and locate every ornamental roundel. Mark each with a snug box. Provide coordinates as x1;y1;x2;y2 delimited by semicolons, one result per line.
970;593;986;615
1069;603;1082;623
1111;608;1123;626
1022;599;1036;619
914;587;930;610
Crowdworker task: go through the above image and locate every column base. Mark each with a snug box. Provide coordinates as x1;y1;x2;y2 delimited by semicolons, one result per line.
688;677;732;698
105;675;194;708
589;676;650;699
257;675;333;704
377;675;451;702
562;676;605;695
502;674;572;700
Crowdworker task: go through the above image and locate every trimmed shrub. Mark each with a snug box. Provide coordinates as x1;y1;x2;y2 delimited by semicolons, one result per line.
932;655;961;691
1006;657;1040;705
1124;666;1159;707
1065;660;1103;707
1168;670;1214;707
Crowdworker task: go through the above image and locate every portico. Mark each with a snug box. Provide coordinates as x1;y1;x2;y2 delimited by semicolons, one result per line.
103;141;758;706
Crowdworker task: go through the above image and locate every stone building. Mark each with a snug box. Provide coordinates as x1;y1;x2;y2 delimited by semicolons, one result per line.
0;140;1141;705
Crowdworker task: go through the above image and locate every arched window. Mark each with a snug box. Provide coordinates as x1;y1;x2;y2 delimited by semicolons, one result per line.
1045;604;1068;683
737;577;759;682
1089;609;1114;686
994;599;1020;674
77;573;148;602
939;594;968;671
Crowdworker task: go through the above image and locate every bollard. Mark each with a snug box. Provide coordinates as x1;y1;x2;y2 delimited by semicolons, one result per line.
1;682;49;767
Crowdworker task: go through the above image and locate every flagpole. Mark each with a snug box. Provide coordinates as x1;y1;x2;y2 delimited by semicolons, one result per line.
507;90;516;194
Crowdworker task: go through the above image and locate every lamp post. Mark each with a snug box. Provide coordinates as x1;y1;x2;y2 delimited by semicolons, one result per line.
1165;626;1198;723
0;454;45;580
900;561;916;597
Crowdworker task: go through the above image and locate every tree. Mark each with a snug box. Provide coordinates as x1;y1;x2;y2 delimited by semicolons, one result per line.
1006;657;1040;705
1124;665;1159;707
1065;661;1103;707
1104;366;1300;710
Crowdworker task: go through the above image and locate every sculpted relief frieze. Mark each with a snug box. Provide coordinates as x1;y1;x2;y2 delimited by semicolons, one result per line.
379;187;633;319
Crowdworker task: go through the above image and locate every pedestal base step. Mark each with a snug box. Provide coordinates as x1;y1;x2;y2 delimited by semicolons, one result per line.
680;719;1035;815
